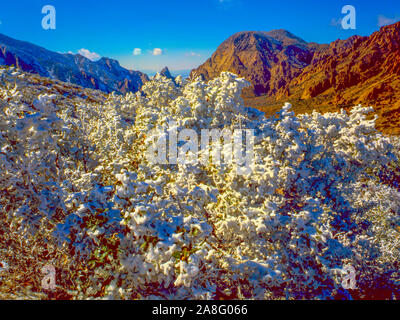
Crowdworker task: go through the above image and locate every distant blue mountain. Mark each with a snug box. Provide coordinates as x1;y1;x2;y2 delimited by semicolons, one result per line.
141;68;191;79
0;33;149;94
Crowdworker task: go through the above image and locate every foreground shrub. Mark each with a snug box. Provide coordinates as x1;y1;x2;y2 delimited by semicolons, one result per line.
1;67;399;299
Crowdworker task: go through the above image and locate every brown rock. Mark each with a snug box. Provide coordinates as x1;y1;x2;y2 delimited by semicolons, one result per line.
190;30;318;97
191;21;400;134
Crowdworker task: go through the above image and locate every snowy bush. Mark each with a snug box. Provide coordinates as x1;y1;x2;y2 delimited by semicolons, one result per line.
0;66;400;299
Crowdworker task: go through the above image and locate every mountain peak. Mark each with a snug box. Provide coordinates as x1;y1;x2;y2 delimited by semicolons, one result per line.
224;29;308;48
160;66;174;80
264;29;308;45
96;56;122;70
191;29;314;96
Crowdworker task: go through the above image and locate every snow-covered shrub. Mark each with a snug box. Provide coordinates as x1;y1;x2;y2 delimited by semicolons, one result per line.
1;66;400;299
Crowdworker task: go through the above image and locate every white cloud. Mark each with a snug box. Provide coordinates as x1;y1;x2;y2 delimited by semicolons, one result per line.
186;51;201;57
378;15;399;27
78;48;101;61
133;48;142;56
152;48;163;56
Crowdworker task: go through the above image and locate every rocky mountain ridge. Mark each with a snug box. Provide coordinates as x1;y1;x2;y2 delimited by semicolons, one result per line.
191;22;400;134
0;33;149;94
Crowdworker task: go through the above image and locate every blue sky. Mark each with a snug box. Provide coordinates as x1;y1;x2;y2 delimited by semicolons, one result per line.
0;0;399;73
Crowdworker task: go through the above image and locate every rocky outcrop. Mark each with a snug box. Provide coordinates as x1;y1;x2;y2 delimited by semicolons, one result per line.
0;33;149;94
160;66;174;81
190;30;320;97
191;22;400;134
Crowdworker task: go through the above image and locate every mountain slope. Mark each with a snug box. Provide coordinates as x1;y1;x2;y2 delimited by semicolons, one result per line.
190;30;324;97
0;33;148;94
191;22;400;134
260;21;400;134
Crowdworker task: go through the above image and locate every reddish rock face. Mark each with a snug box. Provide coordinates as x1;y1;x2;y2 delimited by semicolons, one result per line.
190;30;319;97
191;22;400;135
297;23;400;100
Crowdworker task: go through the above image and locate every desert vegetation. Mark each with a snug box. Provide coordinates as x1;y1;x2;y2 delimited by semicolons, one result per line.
0;66;399;299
